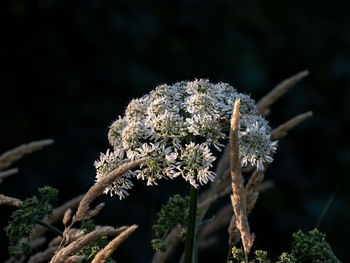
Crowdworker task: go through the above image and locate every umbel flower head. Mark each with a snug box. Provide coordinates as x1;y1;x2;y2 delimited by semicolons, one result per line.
95;79;277;199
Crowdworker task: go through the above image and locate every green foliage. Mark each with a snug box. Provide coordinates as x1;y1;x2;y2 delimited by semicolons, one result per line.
151;194;202;252
230;247;273;263
254;250;271;263
230;229;339;263
276;253;295;263
291;229;340;263
4;186;58;256
76;219;116;263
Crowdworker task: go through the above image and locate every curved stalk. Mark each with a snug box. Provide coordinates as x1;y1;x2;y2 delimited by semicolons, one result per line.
34;218;63;237
183;185;198;263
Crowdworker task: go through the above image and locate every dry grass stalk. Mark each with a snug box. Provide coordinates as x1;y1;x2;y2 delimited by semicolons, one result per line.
199;181;275;251
0;168;19;182
0;139;54;171
49;236;63;248
0;193;21;207
63;208;72;225
227;215;240;247
229;99;254;258
48;228;84;248
28;247;58;263
271;111;313;140
256;70;309;113
71;158;148;225
28;229;84;263
47;194;85;224
245;169;266;214
66;255;86;263
50;226;126;263
84;202;105;220
91;225;138;263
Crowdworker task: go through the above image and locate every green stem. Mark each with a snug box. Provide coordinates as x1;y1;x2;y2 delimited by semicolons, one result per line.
183;185;198;263
34;218;63;237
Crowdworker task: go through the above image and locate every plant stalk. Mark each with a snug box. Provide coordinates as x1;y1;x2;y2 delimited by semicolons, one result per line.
183;185;197;263
34;218;63;237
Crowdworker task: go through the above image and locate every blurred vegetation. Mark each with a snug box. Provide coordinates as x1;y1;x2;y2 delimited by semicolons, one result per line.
1;0;349;262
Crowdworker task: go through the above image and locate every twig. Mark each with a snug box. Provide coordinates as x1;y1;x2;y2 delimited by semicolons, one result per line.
256;70;309;113
0;139;54;171
91;225;138;263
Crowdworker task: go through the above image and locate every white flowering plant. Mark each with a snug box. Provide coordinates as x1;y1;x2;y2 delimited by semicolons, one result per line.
94;79;279;262
95;79;277;199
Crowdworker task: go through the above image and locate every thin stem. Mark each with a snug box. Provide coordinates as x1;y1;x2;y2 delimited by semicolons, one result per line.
34;218;63;237
183;185;198;263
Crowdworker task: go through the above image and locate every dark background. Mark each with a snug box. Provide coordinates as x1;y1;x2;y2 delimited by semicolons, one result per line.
1;0;349;262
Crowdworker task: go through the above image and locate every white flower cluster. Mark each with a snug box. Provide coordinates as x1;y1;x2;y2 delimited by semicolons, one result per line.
95;79;277;199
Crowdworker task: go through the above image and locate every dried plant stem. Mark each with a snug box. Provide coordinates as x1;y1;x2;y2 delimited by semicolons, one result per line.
47;195;84;224
271;111;313;140
0;139;54;171
28;246;58;263
256;70;309;113
50;226;126;263
229;99;254;260
183;185;198;263
71;158;148;225
66;255;86;263
0;193;21;207
0;168;19;182
91;225;138;263
198;181;274;249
